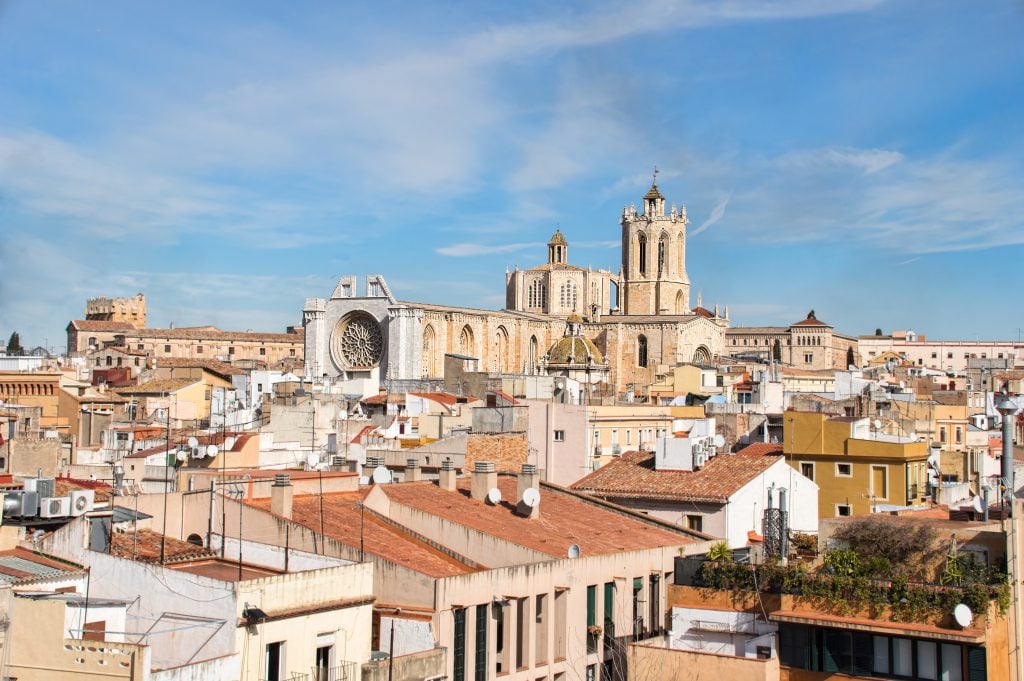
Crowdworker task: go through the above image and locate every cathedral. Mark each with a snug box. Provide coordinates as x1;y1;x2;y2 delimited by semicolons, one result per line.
303;179;728;395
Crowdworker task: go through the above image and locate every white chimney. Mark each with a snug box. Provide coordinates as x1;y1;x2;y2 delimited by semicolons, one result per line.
471;461;497;502
438;459;457;492
270;473;293;519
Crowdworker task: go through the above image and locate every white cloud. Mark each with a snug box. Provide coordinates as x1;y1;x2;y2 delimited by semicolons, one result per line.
690;191;733;237
436;242;542;257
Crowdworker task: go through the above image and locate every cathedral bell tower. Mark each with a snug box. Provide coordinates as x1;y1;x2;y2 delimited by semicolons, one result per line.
620;169;690;315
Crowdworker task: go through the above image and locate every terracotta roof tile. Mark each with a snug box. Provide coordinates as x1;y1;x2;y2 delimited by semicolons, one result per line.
154;357;246;376
69;320;136;331
115;378;199;394
248;491;477;578
109;529;215;563
571;443;784;503
382;477;694;557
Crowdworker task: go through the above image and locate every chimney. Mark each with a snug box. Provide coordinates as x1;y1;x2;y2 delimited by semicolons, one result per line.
271;474;293;520
471;461;497;502
406;458;422;482
517;463;541;518
439;458;457;492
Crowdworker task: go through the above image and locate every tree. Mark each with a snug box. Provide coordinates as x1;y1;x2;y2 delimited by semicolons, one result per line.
772;338;782;362
5;332;23;356
846;346;855;369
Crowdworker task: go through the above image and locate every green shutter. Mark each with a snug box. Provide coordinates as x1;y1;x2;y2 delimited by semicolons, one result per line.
967;646;987;681
587;585;597;627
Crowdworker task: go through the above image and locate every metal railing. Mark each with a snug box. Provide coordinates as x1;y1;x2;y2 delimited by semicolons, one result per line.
312;662;359;681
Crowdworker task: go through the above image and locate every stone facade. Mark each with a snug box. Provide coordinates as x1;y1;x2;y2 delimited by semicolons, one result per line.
85;293;147;328
304;183;727;395
726;310;858;371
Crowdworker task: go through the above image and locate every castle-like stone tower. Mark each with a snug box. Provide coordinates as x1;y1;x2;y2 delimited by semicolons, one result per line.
620;172;690;316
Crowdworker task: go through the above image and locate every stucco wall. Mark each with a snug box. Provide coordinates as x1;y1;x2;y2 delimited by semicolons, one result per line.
628;641;778;681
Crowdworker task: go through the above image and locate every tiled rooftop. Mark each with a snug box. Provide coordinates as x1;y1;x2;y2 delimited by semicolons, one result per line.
383;476;695;557
154;357;247;376
248;491;478;578
110;529;216;563
115;378;199;394
571;443;784;504
69;320;136;331
0;549;82;584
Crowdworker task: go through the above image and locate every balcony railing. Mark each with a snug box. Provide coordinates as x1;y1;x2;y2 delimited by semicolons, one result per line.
906;483;919;501
312;662;358;681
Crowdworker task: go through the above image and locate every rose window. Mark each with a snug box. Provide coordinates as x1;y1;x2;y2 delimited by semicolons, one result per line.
330;314;383;369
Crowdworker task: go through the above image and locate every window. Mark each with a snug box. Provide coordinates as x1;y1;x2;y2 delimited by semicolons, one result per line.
290;349;296;356
475;604;488;681
800;462;814;481
453;608;466;681
164;344;171;353
804;353;814;364
604;582;615;632
553;430;565;442
315;642;333;681
265;641;284;681
638;234;647;275
260;347;266;355
137;343;144;350
686;514;702;532
105;356;112;366
931;352;938;359
836;463;852;477
955;427;962;444
116;357;122;367
134;358;140;367
836;504;852;517
626;430;632;444
228;346;235;355
586;585;597;651
196;345;203;354
95;357;101;366
638;335;648;367
940;427;947;443
535;595;548;664
947;352;953;359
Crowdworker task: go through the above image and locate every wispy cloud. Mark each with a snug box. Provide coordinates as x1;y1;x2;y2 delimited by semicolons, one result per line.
690;191;733;237
898;256;921;265
436;242;541;257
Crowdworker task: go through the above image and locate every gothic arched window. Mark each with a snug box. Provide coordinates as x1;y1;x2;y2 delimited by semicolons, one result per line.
638;233;647;276
638;335;648;368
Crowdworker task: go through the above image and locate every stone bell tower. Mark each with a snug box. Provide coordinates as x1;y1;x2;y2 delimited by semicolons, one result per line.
620;169;690;315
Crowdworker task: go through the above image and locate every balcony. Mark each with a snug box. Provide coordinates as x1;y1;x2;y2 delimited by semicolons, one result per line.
312;661;358;681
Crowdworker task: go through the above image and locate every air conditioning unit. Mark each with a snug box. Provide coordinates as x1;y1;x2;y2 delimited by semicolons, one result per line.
694;454;706;468
39;497;70;518
69;490;95;516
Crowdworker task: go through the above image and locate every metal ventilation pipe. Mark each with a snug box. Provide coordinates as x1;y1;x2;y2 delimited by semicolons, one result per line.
997;394;1018;517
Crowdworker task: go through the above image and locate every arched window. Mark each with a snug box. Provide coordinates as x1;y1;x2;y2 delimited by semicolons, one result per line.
658;234;667;275
528;280;547;309
693;346;711;364
674;290;686;314
638;335;648;368
529;336;538;373
494;327;509;372
459;325;474;356
677;231;685;271
560;281;578;310
638;233;647;275
421;325;436;377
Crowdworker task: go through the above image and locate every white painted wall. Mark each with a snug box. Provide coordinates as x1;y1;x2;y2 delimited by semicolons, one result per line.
726;458;819;548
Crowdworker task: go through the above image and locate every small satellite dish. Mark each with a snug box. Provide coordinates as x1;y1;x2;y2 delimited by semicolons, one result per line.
873;419;882;430
358;475;370;485
521;487;541;508
713;434;725;448
486;487;502;505
175;450;188;462
972;496;984;513
567;543;581;559
187;436;199;448
953;603;973;628
372;466;392;484
206;444;219;458
192;447;204;459
307;453;321;469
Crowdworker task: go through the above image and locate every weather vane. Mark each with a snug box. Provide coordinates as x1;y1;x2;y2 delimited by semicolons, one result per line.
652;165;658;185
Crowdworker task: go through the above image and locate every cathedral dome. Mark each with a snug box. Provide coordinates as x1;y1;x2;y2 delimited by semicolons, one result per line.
546;336;604;365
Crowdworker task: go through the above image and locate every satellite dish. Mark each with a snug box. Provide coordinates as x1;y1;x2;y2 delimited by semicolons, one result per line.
358;476;370;485
307;453;321;469
486;487;502;505
175;450;188;462
953;603;973;628
567;543;581;559
187;436;199;448
206;444;219;458
873;419;882;430
372;466;392;484
521;487;541;508
713;434;725;448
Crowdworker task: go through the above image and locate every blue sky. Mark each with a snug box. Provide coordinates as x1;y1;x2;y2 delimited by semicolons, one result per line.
1;0;1023;350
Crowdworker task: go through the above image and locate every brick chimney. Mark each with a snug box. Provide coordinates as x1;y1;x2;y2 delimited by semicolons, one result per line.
406;458;422;482
471;461;497;502
516;463;541;518
270;473;293;519
438;459;457;492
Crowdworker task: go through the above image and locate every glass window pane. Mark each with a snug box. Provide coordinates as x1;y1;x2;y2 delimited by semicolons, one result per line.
918;640;938;680
893;638;913;676
873;636;890;674
941;643;963;681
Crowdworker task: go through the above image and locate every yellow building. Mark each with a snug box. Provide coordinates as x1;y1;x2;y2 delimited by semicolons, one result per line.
0;371;67;434
783;410;930;518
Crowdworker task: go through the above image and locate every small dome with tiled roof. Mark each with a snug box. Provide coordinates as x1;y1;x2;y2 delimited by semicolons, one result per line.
547;336;604;365
548;230;567;246
643;182;664;201
566;312;583;324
